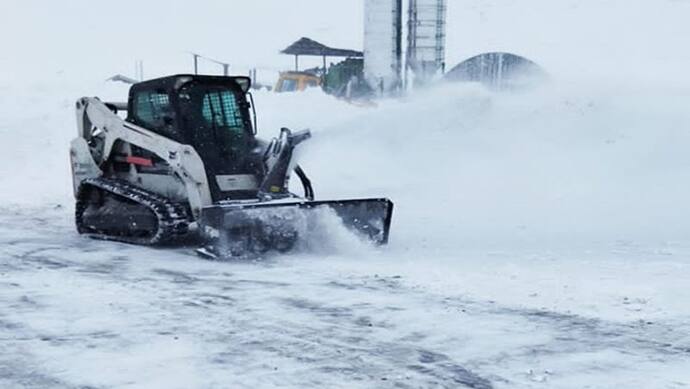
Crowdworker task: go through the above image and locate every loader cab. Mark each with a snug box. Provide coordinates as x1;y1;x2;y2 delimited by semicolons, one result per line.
127;75;264;200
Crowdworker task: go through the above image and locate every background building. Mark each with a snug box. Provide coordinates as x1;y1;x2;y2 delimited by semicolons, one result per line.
363;0;403;95
406;0;447;87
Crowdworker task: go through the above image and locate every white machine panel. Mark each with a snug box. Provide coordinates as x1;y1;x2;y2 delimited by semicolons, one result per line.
216;174;259;192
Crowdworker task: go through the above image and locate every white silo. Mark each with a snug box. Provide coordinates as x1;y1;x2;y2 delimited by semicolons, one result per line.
406;0;447;86
363;0;403;95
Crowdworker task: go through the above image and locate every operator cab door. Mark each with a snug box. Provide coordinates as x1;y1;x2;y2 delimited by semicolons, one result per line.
177;81;261;201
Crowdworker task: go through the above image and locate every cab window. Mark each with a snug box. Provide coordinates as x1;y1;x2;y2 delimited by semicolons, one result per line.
201;90;243;128
133;90;171;129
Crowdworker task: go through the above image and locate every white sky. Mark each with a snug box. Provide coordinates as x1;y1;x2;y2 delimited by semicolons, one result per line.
1;0;689;84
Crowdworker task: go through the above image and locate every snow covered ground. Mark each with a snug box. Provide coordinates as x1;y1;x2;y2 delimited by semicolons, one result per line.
2;208;690;388
2;0;690;388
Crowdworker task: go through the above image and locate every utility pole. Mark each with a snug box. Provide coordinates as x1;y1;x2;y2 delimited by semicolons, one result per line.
189;52;229;75
137;60;144;81
192;53;200;74
206;57;230;75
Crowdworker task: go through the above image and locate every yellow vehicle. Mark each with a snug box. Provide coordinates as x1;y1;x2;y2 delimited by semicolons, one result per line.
274;71;322;93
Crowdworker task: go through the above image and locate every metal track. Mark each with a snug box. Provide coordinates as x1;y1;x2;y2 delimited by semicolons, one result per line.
75;177;190;245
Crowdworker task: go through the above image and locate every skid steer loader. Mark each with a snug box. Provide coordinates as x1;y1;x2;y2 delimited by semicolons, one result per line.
70;74;393;256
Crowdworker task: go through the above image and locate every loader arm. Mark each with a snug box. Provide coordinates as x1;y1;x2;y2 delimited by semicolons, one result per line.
72;97;212;218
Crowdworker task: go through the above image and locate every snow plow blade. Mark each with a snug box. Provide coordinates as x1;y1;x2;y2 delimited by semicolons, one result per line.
199;198;394;252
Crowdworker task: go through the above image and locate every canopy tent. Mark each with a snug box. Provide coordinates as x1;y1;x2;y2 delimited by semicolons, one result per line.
280;37;363;71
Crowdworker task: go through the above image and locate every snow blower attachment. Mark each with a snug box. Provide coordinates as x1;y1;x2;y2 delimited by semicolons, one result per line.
70;75;393;256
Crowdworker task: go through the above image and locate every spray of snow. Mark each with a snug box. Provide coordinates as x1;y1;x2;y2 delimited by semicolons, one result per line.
295;206;375;256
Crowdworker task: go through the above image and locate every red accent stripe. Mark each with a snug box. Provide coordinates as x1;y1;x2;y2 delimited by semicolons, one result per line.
125;156;154;167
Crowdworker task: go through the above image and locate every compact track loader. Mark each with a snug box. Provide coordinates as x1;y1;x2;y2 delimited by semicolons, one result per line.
70;75;393;256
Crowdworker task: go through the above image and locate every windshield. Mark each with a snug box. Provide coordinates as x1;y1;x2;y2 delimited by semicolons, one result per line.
201;89;244;130
280;78;298;92
179;83;252;133
178;82;253;164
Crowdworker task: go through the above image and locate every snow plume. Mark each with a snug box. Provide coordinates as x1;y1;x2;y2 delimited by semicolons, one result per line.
295;206;376;256
203;203;375;259
0;73;688;251
299;78;690;250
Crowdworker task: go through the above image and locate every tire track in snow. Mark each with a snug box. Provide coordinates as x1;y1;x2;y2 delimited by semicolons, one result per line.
0;208;689;387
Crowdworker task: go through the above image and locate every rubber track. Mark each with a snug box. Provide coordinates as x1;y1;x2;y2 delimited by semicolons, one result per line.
75;177;190;245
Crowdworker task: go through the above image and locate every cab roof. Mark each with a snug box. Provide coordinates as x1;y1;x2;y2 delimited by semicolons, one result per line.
129;74;252;95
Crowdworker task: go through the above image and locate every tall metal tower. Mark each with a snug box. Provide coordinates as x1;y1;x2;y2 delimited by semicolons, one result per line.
363;0;403;95
406;0;447;87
